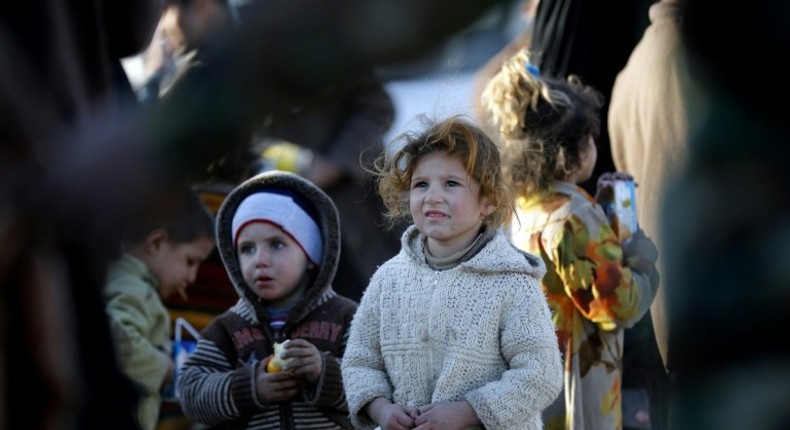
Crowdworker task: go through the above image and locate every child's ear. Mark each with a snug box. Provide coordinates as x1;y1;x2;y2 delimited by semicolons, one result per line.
481;197;496;217
145;228;169;253
483;205;496;219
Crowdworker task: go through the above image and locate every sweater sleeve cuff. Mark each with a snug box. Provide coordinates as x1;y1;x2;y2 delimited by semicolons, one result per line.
350;398;382;430
230;362;259;414
303;352;344;405
466;391;493;429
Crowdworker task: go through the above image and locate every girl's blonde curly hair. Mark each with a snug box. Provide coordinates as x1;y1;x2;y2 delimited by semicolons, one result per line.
481;48;604;196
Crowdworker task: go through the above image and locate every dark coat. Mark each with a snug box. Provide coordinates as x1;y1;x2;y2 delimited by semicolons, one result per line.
179;171;357;429
0;0;161;429
258;72;403;301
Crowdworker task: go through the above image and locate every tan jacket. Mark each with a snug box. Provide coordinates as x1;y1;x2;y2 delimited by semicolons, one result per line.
104;253;173;430
607;0;696;368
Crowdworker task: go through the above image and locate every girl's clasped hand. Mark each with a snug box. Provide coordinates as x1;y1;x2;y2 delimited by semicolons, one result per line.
413;401;480;430
372;399;480;430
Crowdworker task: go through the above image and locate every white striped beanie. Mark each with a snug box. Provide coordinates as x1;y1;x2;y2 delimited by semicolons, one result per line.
231;190;323;265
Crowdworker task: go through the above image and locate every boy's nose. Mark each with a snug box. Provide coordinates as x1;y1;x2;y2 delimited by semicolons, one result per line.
187;267;199;284
256;251;271;266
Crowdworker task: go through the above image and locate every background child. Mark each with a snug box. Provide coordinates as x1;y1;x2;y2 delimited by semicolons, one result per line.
482;47;660;430
177;170;357;429
103;186;216;430
341;115;563;430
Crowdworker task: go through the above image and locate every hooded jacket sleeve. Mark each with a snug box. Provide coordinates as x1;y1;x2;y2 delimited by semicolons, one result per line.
176;318;259;426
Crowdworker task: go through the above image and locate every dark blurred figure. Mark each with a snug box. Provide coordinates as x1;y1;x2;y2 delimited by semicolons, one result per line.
148;0;402;301
0;0;512;429
138;0;262;184
0;1;161;429
235;1;404;302
138;0;234;103
528;0;655;195
255;72;401;302
663;0;790;429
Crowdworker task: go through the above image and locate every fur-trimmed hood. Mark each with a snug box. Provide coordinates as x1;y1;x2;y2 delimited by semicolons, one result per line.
215;170;341;327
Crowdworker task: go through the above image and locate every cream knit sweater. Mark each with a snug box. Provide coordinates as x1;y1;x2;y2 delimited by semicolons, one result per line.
342;226;562;429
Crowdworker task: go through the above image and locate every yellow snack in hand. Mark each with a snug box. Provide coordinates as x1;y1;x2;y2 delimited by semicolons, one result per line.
266;340;290;373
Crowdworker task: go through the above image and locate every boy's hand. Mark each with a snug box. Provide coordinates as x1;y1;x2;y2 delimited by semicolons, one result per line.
161;355;175;388
256;359;299;403
415;400;480;430
366;397;419;430
280;338;323;383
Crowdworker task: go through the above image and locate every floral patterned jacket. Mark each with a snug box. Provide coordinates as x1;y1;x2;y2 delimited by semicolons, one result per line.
510;181;659;430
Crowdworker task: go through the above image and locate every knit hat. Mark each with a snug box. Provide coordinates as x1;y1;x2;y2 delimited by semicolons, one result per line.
231;189;323;265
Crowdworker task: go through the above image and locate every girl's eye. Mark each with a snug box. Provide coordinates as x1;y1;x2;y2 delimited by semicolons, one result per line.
270;240;286;250
445;180;460;187
412;181;428;189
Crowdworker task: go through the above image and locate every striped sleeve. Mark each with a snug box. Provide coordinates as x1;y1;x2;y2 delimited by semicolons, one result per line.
177;336;256;426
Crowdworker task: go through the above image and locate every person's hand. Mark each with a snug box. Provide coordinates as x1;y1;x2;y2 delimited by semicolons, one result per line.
633;409;651;427
256;359;300;403
161;355;175;388
366;397;419;430
414;401;480;430
622;229;659;274
595;171;635;203
595;172;615;205
597;171;634;188
280;338;323;383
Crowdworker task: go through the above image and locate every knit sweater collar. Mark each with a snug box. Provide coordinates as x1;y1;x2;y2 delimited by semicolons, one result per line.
423;224;496;270
401;224;546;278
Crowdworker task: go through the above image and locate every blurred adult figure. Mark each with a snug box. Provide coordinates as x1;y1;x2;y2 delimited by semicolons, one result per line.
145;0;402;300
255;73;400;302
138;0;234;103
608;1;691;428
0;0;161;429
